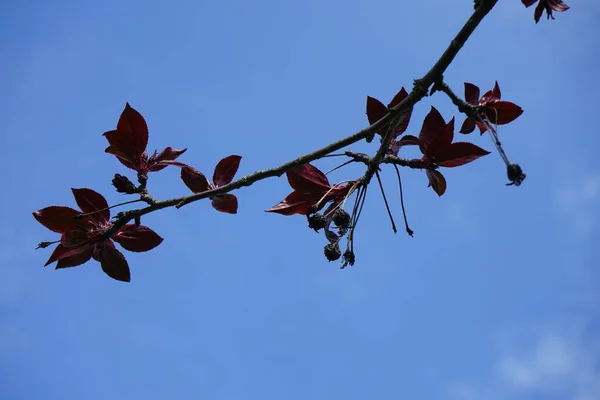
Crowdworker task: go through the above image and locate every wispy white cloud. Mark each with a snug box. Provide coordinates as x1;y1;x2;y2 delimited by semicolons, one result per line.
447;325;600;400
498;334;598;397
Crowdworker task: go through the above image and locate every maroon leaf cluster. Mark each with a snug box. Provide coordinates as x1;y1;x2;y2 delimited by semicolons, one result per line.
181;155;243;214
103;103;187;177
460;82;523;135
394;107;491;196
33;189;163;282
265;163;353;216
366;87;413;147
266;163;357;268
522;0;569;23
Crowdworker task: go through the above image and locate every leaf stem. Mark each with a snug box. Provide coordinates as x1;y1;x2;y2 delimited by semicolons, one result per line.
74;199;144;219
393;165;414;237
375;171;397;233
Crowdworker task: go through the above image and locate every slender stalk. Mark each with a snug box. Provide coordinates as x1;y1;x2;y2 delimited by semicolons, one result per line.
393;165;414;237
375;171;397;233
74;199;144;219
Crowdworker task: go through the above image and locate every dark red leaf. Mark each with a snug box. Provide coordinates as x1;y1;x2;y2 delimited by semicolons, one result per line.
102;142;137;169
286;164;331;193
419;107;453;158
113;225;163;252
426;170;447;196
396;135;420;146
44;244;80;267
426;117;455;159
71;188;109;225
480;81;501;104
33;206;87;233
181;166;212;193
96;242;130;282
443;117;455;145
103;131;134;157
435;142;491;167
418;107;446;155
213;155;242;187
486;101;523;125
116;103;148;155
391;134;420;155
211;194;238;214
148;147;188;172
55;244;93;269
491;81;501;100
387;87;409;108
387;88;412;138
393;108;413;138
475;120;489;135
366;96;388;125
45;244;67;266
464;83;480;105
153;160;189;169
265;191;323;216
523;0;569;22
460;118;476;134
61;230;89;248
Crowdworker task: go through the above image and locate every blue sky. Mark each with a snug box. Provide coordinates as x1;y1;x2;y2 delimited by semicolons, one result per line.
1;0;599;399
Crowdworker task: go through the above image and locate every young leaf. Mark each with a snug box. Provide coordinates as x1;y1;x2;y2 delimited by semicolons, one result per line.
211;194;238;214
366;96;388;125
116;103;149;154
113;225;164;252
55;245;94;269
213;155;242;187
426;117;455;157
32;206;87;233
286;164;331;193
71;188;110;225
45;243;92;268
434;142;491;168
181;166;212;193
459;118;477;134
148;147;188;172
426;170;447;196
97;242;131;282
387;87;409;109
265;191;324;216
418;107;446;155
486;101;523;124
480;81;501;104
463;82;480;105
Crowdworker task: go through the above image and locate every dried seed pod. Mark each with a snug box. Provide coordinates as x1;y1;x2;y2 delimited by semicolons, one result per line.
324;243;342;262
307;213;327;231
332;209;351;229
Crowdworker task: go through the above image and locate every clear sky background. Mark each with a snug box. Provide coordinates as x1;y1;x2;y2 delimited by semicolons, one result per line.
1;1;599;399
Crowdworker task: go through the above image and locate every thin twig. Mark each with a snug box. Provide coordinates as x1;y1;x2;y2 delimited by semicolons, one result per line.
375;171;397;233
324;160;355;176
321;153;347;158
345;151;437;170
432;80;478;117
393;165;414;237
74;199;144;219
348;185;368;254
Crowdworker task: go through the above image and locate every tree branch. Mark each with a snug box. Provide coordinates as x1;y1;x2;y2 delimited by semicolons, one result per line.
363;0;498;183
102;0;499;240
